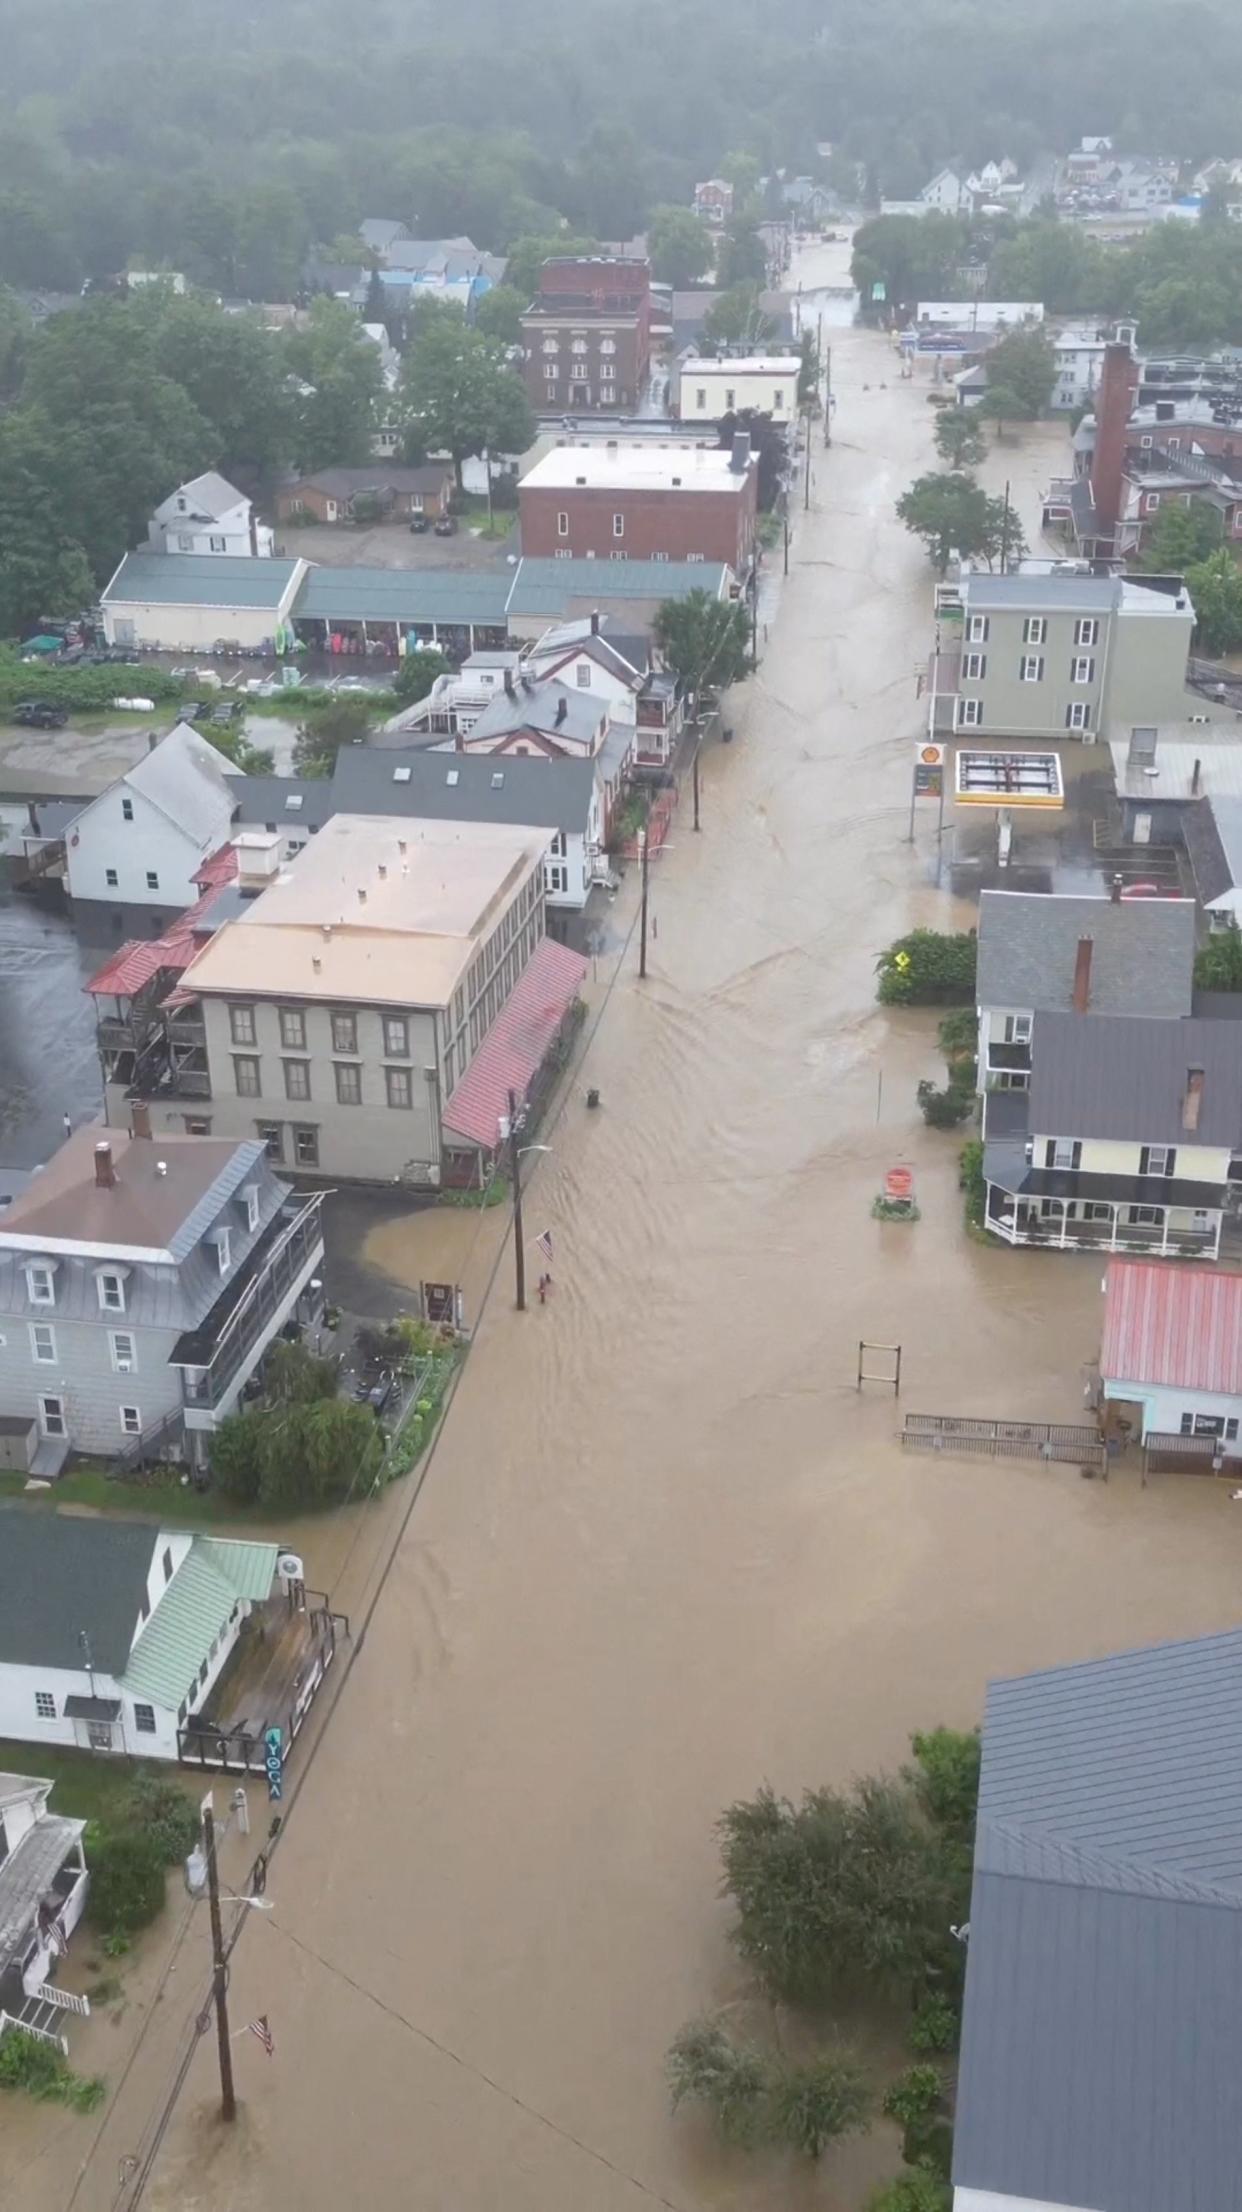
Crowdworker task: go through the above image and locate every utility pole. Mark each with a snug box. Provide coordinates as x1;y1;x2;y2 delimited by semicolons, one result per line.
692;738;701;831
1000;478;1012;571
203;1802;236;2124
824;345;832;446
803;414;812;510
638;828;651;979
507;1087;526;1311
783;512;789;574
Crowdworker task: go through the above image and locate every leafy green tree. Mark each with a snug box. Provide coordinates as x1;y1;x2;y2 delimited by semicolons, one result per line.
1134;272;1234;351
0;415;95;633
209;1406;268;1502
716;227;767;288
503;234;599;302
264;1339;341;1403
203;721;275;774
567;124;648;242
293;694;375;776
123;1773;200;1864
472;284;526;346
647;206;713;288
851;213;971;315
720;151;762;210
876;928;977;1006
934;408;987;468
867;2173;952;2212
984;324;1055;416
897;472;1023;571
87;1829;166;1934
1186;548;1242;655
666;2019;772;2146
701;283;777;351
139;292;291;474
0;287;30;404
906;1727;981;1845
1194;927;1242;991
256;1398;384;1508
1141;499;1225;572
283;296;385;472
769;2051;871;2160
393;647;450;705
979;381;1031;436
882;2065;945;2127
402;313;534;484
653;591;751;696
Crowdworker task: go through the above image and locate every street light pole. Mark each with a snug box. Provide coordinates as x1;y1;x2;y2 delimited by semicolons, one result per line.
202;1802;236;2123
507;1086;526;1311
638;828;650;979
692;738;701;831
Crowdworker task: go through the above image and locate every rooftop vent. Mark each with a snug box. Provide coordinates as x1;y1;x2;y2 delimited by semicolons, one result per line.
491;770;504;787
446;769;459;786
286;794;303;811
393;766;412;782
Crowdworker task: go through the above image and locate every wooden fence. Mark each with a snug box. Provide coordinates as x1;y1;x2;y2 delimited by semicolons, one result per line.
901;1413;1107;1474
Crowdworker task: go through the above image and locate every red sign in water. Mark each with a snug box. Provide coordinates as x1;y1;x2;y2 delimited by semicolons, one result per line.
885;1166;915;1203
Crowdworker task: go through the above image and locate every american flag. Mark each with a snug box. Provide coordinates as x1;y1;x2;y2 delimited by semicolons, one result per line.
247;2015;275;2056
535;1229;553;1262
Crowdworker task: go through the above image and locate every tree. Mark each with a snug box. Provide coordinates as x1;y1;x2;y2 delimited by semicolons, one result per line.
896;472;1023;571
402;313;535;484
716;226;767;288
877;927;977;1005
768;2051;872;2160
264;1339;341;1403
293;695;375;777
393;647;450;705
934;409;987;468
979;381;1030;437
1186;548;1242;655
87;1829;166;1934
851;213;971;316
1194;927;1242;991
720;151;762;211
567;124;648;241
0;415;95;632
123;1773;201;1864
718;1776;963;2005
653;591;751;697
647;206;713;288
906;1727;981;1848
1142;499;1224;572
984;324;1056;416
1134;273;1235;352
867;2174;952;2212
256;1398;384;1508
503;234;599;302
283;296;385;473
139;293;291;474
666;2020;772;2145
701;284;777;351
716;408;787;509
473;284;526;346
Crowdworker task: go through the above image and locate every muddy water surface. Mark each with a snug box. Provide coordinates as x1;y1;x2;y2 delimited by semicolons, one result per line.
27;240;1242;2212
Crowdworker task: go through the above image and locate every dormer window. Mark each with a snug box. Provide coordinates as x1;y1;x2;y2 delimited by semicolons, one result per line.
25;1262;56;1307
96;1269;126;1313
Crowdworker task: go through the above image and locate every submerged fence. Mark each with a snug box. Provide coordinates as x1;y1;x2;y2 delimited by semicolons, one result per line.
901;1412;1107;1474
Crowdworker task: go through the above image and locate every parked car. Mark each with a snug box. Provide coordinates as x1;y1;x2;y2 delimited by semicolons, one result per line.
209;700;243;726
408;512;430;533
13;701;68;729
434;514;457;536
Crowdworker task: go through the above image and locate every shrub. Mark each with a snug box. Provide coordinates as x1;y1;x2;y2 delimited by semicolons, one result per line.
958;1138;985;1232
122;1773;199;1865
768;2050;872;2159
916;1079;973;1129
882;2065;945;2127
904;2114;954;2178
876;930;976;1007
909;1993;959;2053
1194;929;1242;992
867;2175;952;2212
907;1728;982;1847
667;2018;772;2146
936;1006;978;1065
0;2029;105;2112
87;1828;166;1934
263;1339;340;1402
209;1406;267;1501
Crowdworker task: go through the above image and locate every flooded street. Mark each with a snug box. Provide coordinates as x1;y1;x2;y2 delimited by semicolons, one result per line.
21;241;1242;2212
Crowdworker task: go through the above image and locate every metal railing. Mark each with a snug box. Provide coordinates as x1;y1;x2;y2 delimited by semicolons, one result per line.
902;1412;1107;1472
988;1212;1218;1255
112;1404;186;1477
180;1199;325;1409
1143;1431;1242;1476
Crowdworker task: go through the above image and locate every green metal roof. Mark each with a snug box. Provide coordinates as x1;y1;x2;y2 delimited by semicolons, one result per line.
505;557;728;616
294;564;512;624
103;552;302;610
120;1537;278;1711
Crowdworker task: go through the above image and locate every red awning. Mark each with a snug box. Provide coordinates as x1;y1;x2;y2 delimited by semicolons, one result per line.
442;938;587;1150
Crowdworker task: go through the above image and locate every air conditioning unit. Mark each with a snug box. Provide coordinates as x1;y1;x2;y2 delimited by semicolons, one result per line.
277;1552;305;1583
116;1360;133;1374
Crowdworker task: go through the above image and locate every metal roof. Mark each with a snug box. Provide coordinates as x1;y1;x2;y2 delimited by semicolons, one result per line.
197;1537;282;1603
976;889;1196;1017
1101;1258;1242;1392
963;569;1123;613
103;552;301;609
0;1810;85;1976
231;775;336;833
1029;1010;1242;1147
443;938;587;1147
1184;794;1242;906
331;749;596;834
294;566;512;625
120;1538;276;1711
955;1629;1242;2212
1111;733;1242;804
505;557;727;616
0;1510;156;1674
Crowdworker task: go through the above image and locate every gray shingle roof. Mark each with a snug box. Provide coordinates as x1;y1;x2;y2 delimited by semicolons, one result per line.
1184;795;1242;908
505;558;727;617
0;1508;156;1673
0;1808;85;1975
955;1630;1242;2212
293;566;512;625
103;553;301;610
1029;1010;1242;1147
330;749;596;834
466;680;603;749
230;776;336;834
976;890;1196;1018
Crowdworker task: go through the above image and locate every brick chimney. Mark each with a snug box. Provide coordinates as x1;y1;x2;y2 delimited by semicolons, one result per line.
94;1140;116;1189
1090;341;1139;545
1072;936;1093;1012
1183;1066;1205;1132
130;1101;152;1140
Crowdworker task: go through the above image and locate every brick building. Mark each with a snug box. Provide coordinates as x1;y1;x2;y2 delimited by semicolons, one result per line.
518;436;758;572
520;258;652;415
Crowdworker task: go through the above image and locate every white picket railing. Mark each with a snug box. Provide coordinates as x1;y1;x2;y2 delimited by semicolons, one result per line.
27;1983;90;2017
0;2008;69;2055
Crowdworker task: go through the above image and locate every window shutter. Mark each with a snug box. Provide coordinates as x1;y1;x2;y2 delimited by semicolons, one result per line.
1165;1147;1177;1177
1072;1140;1082;1169
1045;1140;1057;1168
1139;1145;1150;1175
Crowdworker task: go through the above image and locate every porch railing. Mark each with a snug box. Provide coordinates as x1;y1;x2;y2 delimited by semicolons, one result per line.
989;1212;1218;1255
0;2008;67;2056
180;1199;325;1408
26;1983;90;2017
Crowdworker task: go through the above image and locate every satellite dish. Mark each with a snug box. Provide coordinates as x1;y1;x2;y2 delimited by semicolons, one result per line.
277;1552;304;1583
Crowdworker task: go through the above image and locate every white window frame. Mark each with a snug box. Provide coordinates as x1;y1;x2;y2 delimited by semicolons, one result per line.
26;1263;55;1307
133;1701;157;1733
544;363;557;381
1051;1138;1078;1169
96;1270;125;1314
215;1228;231;1276
38;1394;66;1438
962;652;986;680
557;511;569;538
612;512;624;538
243;1185;260;1233
120;1405;142;1437
1022;616;1046;644
1070;655;1095;684
1019;655;1045;683
1145;1145;1175;1176
34;1690;56;1720
109;1330;137;1374
966;614;989;643
1003;1014;1032;1043
546;862;569;894
1074;617;1099;646
956;696;983;729
29;1322;57;1364
1065;702;1091;731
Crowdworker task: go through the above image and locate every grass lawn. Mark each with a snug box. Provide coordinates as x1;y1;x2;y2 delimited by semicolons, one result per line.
0;1738;161;1825
0;1465;273;1527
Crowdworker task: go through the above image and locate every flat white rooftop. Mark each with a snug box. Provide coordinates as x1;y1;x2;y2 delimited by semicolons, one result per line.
520;445;753;494
680;356;800;375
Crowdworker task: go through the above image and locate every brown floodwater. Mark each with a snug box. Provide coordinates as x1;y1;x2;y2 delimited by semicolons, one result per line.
16;239;1242;2212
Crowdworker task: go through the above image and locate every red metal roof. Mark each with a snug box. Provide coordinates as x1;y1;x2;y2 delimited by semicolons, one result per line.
442;937;587;1149
1101;1260;1242;1396
194;843;239;891
85;876;234;1000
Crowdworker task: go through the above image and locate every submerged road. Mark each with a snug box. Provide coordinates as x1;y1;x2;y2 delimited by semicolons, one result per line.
32;241;1242;2212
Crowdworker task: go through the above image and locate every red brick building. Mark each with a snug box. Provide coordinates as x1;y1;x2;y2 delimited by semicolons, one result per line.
520;257;652;415
518;436;758;572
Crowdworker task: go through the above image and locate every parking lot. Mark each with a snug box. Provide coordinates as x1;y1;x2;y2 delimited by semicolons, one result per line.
275;517;516;571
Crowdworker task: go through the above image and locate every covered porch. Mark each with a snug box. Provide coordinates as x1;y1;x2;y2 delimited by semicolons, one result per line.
985;1185;1222;1257
0;1810;90;2055
178;1587;348;1776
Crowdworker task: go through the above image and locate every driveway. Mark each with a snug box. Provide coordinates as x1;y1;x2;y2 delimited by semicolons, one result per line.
277;519;516;571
